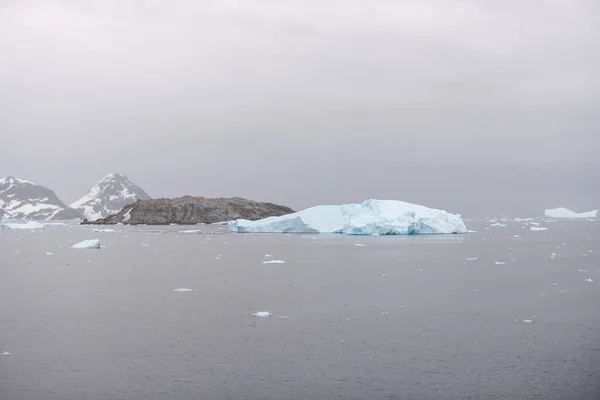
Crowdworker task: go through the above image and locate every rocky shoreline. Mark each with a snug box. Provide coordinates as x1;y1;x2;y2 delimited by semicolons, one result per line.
82;196;294;225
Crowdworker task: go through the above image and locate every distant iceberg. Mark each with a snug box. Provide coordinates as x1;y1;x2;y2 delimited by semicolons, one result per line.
229;199;467;235
1;221;45;230
544;207;598;219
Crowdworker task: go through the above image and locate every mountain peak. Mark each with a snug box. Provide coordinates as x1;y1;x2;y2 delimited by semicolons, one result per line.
0;176;81;220
71;173;150;220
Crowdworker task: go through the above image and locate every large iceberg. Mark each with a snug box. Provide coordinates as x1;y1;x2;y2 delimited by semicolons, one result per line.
229;199;467;235
544;207;598;219
0;221;45;230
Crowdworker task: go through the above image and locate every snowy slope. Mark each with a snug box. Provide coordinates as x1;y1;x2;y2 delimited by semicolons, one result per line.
70;173;150;220
544;207;598;218
230;199;467;235
0;176;81;220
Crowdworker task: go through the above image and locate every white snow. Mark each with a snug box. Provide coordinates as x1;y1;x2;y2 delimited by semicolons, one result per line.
2;221;45;230
544;207;598;219
173;288;196;292
263;260;286;264
230;199;467;235
530;226;548;231
72;239;101;249
251;311;272;317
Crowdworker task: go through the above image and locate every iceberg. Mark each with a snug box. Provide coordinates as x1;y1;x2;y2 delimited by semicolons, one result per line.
229;199;467;235
251;311;272;317
544;207;598;219
530;226;548;231
1;221;45;230
173;288;196;292
72;239;101;249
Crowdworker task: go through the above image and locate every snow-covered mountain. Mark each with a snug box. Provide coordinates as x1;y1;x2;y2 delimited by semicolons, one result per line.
0;176;82;220
70;173;150;220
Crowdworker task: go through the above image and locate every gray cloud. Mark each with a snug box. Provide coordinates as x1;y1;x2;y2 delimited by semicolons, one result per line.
1;0;598;216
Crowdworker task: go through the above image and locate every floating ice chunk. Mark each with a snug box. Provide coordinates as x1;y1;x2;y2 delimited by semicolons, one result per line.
141;244;151;247
230;199;467;235
514;217;534;222
354;244;367;247
530;227;548;231
544;207;598;219
251;311;272;317
72;239;101;249
46;252;54;256
3;221;44;230
264;254;272;257
494;261;506;265
523;319;535;323
93;229;115;233
465;257;478;261
490;223;507;227
173;288;196;292
553;283;558;286
179;230;201;234
513;235;521;238
0;351;9;356
263;260;286;264
585;278;594;283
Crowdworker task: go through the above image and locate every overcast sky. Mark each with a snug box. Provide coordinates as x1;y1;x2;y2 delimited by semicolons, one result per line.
1;0;598;216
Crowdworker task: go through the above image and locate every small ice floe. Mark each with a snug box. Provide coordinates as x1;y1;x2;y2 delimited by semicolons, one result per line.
173;288;196;292
141;244;151;247
553;283;558;286
466;257;478;261
93;229;115;233
380;311;389;315
513;235;521;238
354;244;367;247
372;233;380;236
523;319;535;323
585;278;594;283
46;252;54;256
490;223;507;227
264;254;272;257
578;269;589;273
0;351;9;356
263;260;286;264
494;261;506;265
467;230;477;233
179;230;201;234
530;227;548;232
72;239;101;249
251;311;272;317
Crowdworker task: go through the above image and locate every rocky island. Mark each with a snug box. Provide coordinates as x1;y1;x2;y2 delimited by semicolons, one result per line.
82;196;294;225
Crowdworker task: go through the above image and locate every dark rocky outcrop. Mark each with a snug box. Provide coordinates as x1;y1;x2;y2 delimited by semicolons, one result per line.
82;196;294;225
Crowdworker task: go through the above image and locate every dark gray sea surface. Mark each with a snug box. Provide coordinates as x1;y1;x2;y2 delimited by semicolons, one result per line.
1;219;599;400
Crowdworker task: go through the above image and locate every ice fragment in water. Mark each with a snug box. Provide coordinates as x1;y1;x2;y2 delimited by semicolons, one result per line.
264;254;272;257
0;351;9;356
179;230;201;234
530;227;548;231
72;239;101;249
251;311;272;317
585;278;594;282
466;257;478;261
93;229;115;233
263;260;286;264
490;223;507;227
354;244;367;247
494;261;506;265
173;288;196;292
46;252;54;256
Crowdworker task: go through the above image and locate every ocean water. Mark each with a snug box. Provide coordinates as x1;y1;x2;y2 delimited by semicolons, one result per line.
1;220;599;400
